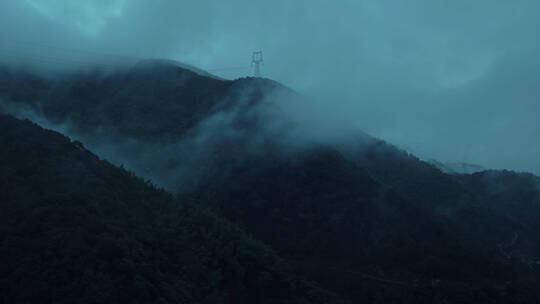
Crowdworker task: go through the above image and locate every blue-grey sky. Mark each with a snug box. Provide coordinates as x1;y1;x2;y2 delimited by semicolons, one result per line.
1;0;539;174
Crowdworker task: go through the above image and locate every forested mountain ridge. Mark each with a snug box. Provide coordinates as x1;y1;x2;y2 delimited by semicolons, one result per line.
2;61;540;303
454;170;540;235
0;114;344;304
191;140;540;303
0;61;289;142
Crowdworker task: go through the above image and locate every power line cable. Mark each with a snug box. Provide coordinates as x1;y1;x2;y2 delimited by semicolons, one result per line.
0;37;141;61
0;38;252;75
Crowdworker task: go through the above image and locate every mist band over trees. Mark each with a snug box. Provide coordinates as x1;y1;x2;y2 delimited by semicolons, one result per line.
1;0;540;174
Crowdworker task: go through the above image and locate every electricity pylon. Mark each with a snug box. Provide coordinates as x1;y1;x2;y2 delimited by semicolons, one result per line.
251;51;263;77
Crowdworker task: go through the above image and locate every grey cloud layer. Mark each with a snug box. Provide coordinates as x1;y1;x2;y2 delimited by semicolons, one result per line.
1;0;539;173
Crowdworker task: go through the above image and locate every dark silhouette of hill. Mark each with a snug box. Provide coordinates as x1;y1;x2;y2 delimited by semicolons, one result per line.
0;115;344;304
2;61;540;302
0;61;232;141
0;61;292;189
455;170;540;235
192;141;540;303
0;61;288;142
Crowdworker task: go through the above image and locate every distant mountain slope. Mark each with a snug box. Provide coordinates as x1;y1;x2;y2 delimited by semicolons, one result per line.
454;170;540;232
135;59;226;80
0;115;343;304
0;61;297;190
0;60;288;142
0;61;235;141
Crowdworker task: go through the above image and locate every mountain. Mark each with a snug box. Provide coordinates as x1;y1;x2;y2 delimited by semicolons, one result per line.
135;59;226;80
0;60;232;141
0;61;291;190
0;60;287;142
2;61;540;303
454;170;540;234
192;139;540;303
0;115;343;304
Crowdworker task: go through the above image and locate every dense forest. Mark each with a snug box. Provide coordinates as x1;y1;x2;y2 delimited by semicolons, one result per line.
193;140;540;302
1;61;540;303
0;115;343;304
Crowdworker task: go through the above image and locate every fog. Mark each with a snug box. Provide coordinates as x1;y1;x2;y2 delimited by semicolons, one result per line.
1;0;539;174
0;79;321;192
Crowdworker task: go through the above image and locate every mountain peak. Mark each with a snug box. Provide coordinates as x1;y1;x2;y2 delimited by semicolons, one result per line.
133;59;225;80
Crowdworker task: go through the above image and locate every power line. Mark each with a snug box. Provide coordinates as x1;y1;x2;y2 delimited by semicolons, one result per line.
207;67;249;72
0;49;249;78
0;49;114;69
0;38;253;76
0;37;140;61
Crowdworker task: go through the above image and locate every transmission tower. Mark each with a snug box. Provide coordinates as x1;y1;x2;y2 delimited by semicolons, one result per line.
251;51;264;77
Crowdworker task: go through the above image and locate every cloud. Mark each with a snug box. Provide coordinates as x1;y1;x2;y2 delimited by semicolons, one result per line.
25;0;126;35
0;0;539;174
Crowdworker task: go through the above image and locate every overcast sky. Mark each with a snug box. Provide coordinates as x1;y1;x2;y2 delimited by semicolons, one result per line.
1;0;539;174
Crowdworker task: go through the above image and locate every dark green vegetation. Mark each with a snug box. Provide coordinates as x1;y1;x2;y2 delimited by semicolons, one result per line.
194;140;540;303
0;115;342;304
0;61;291;190
0;61;288;142
2;61;540;303
455;170;540;242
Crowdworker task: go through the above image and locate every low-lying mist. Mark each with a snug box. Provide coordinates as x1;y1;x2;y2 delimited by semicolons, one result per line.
0;66;375;192
2;0;540;176
2;60;539;197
